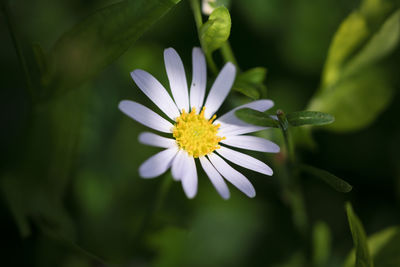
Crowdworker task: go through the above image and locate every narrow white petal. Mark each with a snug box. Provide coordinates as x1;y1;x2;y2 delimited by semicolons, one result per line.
189;47;207;113
164;48;189;112
216;146;273;176
204;62;236;119
221;135;280;153
131;69;180;120
181;155;198;199
218;123;267;137
171;150;187;181
217;99;274;125
138;132;176;148
215;99;274;136
199;156;230;199
139;147;178;178
119;100;173;133
208;153;256;198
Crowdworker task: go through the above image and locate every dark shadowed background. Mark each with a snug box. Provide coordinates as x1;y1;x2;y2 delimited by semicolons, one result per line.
1;0;400;266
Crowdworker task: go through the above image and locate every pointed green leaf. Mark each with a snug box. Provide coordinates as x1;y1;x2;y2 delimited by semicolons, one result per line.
42;0;180;98
346;202;374;267
321;11;369;88
345;10;400;76
235;108;280;128
232;67;267;99
200;6;231;54
345;226;400;267
286;111;335;127
299;164;352;193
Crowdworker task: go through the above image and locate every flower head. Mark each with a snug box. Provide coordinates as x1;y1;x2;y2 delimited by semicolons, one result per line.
119;47;279;199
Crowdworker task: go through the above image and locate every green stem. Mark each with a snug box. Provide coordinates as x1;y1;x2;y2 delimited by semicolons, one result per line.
277;110;308;237
1;0;35;102
190;0;203;30
206;52;218;75
189;0;219;76
220;41;239;68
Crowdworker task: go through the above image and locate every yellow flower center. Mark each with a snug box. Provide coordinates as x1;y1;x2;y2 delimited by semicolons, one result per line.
173;107;225;158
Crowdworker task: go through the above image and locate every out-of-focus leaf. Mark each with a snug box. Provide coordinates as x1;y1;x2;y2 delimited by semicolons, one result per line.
312;221;332;267
299;164;352;193
200;6;231;54
344;10;400;76
232;67;267;99
344;226;400;267
346;202;374;267
310;8;399;133
286;111;335;127
321;11;369;88
42;0;180;98
360;0;393;27
308;68;393;132
235;108;280;128
238;67;267;84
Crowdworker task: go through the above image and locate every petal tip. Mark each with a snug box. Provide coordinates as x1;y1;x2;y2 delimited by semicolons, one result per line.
118;100;130;112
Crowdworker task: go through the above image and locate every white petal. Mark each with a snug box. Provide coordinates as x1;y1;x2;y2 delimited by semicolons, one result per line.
139;147;178;178
199;156;230;199
171;150;187;181
218;123;267;137
208;153;255;198
189;47;207;113
119;100;173;133
217;99;274;123
216;146;273;175
181;155;198;199
131;69;180;120
221;135;280;153
138;132;176;148
215;99;274;136
204;62;236;119
164;48;189;112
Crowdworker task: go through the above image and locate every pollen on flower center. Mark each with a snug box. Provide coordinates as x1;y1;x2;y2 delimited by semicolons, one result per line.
173;107;225;158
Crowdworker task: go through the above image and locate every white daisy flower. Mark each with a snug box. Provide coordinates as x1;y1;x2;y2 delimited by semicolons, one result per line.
119;47;279;199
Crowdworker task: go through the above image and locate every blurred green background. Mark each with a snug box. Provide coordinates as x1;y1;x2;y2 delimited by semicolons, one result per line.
1;0;400;266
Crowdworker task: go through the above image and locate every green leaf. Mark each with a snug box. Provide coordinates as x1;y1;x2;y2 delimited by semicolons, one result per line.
42;0;180;98
321;11;369;88
235;108;280;128
299;164;352;193
312;221;332;267
345;226;400;267
309;9;399;132
344;10;400;76
346;202;374;267
360;0;393;27
308;67;394;132
232;67;267;99
286;111;335;127
200;6;231;54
